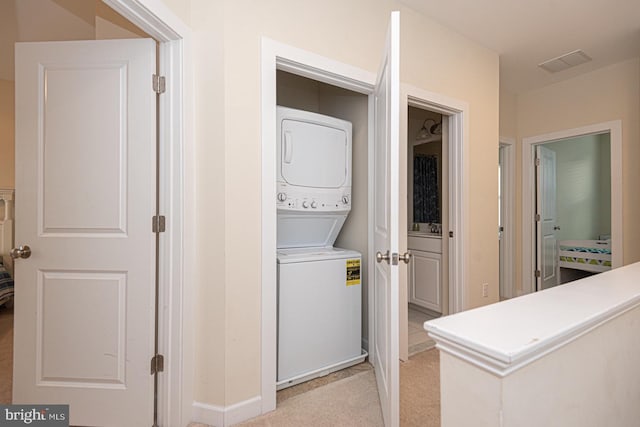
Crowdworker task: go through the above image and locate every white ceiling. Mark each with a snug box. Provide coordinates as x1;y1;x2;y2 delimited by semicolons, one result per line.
401;0;640;94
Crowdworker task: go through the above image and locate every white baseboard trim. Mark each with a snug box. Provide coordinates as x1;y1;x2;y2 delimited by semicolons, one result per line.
192;402;223;427
192;396;262;427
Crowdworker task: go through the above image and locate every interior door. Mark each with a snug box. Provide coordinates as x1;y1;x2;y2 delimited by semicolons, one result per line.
498;146;505;297
535;145;558;290
373;11;400;427
13;39;157;426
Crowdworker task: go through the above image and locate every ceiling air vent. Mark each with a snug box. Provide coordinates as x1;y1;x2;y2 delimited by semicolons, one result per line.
538;50;592;73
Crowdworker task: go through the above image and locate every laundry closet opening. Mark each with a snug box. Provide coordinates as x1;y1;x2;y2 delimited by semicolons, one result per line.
275;70;370;391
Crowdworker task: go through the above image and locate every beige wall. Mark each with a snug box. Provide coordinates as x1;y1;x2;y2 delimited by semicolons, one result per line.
499;88;517;140
155;0;190;26
187;0;500;407
401;7;500;307
0;79;14;188
216;0;387;403
514;58;640;291
189;0;227;405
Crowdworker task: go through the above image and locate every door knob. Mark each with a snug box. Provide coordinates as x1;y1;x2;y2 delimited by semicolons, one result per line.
399;252;411;264
11;245;31;259
554;226;561;230
376;250;390;264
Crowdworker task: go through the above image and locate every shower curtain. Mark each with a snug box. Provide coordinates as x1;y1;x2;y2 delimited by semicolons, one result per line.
413;155;439;223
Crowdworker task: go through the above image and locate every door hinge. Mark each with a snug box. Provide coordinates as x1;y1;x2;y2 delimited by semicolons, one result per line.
152;215;166;233
153;74;166;94
535;157;540;166
535;269;541;278
535;214;541;222
150;354;164;375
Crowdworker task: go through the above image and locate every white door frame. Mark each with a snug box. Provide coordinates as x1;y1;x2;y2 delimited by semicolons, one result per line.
499;138;515;299
403;85;469;315
260;38;376;414
521;121;622;295
100;1;193;426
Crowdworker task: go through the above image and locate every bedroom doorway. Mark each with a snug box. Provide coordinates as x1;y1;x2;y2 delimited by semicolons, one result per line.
1;1;189;425
521;121;623;294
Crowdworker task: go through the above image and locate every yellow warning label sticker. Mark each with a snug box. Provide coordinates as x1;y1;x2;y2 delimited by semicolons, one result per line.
346;259;361;286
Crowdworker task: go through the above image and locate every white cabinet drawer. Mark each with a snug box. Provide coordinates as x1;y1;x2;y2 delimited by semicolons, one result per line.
408;235;442;253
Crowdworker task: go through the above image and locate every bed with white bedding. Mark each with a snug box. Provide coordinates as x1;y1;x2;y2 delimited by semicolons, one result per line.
0;261;13;307
558;239;612;273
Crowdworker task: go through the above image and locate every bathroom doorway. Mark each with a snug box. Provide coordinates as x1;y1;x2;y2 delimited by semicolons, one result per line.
406;105;446;356
398;86;468;362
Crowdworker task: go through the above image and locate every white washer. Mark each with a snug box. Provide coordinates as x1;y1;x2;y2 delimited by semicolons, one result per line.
277;247;364;389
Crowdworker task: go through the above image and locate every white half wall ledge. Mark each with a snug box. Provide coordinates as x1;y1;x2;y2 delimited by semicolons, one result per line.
425;262;640;377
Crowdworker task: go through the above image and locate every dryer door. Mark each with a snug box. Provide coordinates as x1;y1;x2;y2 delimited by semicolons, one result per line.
281;119;348;188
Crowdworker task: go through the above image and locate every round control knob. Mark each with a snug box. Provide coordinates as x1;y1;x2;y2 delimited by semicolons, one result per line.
342;195;350;204
311;201;318;209
302;200;309;208
277;192;286;202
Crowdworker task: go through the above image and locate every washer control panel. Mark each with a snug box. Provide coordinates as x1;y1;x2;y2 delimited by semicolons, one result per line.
276;184;351;212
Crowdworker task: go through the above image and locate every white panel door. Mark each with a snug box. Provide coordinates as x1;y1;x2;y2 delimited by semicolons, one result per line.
536;145;558;290
373;11;400;427
13;39;156;427
498;146;506;297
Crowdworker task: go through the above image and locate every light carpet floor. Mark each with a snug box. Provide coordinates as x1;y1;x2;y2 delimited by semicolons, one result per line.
236;370;384;427
192;349;440;427
400;348;440;426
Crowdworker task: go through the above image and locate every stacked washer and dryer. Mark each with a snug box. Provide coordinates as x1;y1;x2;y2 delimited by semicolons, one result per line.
276;106;366;390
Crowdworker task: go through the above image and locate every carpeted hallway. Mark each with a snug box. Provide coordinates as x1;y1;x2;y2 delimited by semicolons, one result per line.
226;349;441;426
400;348;441;426
1;305;441;426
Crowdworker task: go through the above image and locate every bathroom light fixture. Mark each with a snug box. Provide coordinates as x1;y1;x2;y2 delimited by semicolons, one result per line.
415;119;435;142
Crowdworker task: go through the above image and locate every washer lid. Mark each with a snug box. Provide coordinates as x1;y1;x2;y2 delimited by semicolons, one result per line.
277;247;361;264
277;212;347;249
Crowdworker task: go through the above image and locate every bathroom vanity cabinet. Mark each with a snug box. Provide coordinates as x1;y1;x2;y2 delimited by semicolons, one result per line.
408;233;442;313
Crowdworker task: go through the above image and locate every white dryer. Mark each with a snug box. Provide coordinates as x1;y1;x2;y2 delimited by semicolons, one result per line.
276;106;352;249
